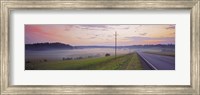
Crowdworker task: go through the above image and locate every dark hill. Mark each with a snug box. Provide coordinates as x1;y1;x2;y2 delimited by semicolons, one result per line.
25;42;74;51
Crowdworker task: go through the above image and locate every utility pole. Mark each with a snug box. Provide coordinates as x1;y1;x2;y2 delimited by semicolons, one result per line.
115;31;117;59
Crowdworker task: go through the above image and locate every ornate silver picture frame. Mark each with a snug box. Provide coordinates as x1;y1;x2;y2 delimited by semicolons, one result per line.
0;0;199;94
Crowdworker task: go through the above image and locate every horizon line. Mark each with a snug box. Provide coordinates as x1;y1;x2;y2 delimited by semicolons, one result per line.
25;42;175;46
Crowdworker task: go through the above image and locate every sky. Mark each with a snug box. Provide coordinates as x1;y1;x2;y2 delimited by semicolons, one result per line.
25;24;175;46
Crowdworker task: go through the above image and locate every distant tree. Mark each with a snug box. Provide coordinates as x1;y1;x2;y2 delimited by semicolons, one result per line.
25;42;74;51
44;59;47;62
25;60;31;63
105;53;110;57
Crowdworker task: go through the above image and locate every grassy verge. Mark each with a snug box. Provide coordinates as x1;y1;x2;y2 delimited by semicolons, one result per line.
144;51;175;57
26;52;143;70
90;53;143;70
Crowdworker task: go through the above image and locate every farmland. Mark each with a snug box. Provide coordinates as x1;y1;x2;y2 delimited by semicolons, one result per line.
25;52;143;70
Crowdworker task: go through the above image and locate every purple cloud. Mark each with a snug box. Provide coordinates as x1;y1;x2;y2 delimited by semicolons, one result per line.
76;24;109;31
139;33;147;36
166;24;175;30
125;36;175;44
134;25;143;32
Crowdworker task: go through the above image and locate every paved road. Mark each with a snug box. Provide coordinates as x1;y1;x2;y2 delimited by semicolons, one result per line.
137;52;175;70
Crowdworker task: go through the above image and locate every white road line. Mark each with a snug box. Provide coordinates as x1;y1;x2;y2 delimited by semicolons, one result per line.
137;52;158;70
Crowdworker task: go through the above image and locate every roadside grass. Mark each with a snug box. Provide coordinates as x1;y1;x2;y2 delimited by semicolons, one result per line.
26;52;144;70
91;53;143;70
144;51;175;57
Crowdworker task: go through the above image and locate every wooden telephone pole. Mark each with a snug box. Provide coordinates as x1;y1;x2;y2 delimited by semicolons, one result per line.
115;31;117;59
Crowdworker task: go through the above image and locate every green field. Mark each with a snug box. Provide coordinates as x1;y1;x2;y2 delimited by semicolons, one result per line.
25;52;144;70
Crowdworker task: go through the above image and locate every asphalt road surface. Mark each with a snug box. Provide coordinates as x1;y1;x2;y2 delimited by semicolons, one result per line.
137;52;175;70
